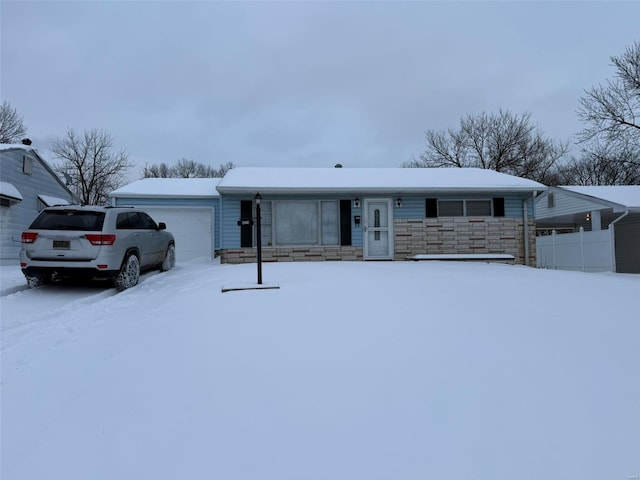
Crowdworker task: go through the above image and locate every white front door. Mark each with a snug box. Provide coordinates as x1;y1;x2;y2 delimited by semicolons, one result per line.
363;199;394;260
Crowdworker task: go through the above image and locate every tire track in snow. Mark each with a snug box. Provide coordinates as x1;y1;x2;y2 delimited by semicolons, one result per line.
1;286;119;350
1;271;162;351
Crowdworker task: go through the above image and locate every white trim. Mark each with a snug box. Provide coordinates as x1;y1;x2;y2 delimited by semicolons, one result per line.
363;198;394;260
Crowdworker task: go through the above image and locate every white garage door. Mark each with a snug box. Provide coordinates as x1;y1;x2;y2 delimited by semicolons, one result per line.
140;207;214;262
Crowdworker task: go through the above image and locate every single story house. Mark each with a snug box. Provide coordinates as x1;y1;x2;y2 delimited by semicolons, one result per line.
109;178;220;262
0;143;75;265
215;167;546;265
535;186;640;273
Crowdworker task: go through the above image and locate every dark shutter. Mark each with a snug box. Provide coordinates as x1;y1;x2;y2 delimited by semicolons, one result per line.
493;197;505;217
426;198;438;218
340;200;352;246
240;200;253;247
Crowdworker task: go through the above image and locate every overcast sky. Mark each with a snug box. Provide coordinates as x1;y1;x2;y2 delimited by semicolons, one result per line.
1;1;639;180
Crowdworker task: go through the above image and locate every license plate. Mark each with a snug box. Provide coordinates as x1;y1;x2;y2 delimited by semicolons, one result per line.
53;240;70;249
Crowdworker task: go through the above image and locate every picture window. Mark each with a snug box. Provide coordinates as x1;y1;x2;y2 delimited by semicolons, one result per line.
257;200;340;247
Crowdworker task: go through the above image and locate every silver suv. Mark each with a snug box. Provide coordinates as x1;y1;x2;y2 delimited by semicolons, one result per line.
20;206;176;291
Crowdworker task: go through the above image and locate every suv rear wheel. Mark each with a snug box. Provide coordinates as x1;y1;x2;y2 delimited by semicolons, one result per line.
115;253;140;291
161;244;175;271
25;274;50;288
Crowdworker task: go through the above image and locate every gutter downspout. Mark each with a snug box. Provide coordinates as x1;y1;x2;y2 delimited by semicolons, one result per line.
523;193;536;267
608;210;630;273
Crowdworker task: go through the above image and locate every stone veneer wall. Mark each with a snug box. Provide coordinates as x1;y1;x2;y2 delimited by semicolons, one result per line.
221;246;363;264
394;217;536;265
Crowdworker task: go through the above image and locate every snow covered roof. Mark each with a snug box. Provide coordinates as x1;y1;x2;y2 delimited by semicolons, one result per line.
109;178;220;198
0;143;33;151
38;194;70;206
561;186;640;209
0;181;23;201
216;167;547;195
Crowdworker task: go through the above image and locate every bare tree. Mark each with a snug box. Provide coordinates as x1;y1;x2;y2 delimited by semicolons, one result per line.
172;159;210;178
141;159;234;178
0;101;27;143
559;140;640;185
575;41;640;184
577;41;640;145
51;128;133;205
211;161;234;178
142;162;172;178
406;110;568;184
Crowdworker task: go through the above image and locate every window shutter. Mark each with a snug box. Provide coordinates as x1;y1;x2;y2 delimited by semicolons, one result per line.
493;197;505;217
340;200;352;246
240;200;253;247
425;198;438;218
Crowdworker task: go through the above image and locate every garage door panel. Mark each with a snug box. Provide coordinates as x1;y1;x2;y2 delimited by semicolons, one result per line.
140;208;213;262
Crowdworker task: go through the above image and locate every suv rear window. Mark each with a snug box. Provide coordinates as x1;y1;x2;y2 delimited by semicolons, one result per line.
29;210;105;231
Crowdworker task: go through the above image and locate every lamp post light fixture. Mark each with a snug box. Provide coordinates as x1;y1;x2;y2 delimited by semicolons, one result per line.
255;192;263;285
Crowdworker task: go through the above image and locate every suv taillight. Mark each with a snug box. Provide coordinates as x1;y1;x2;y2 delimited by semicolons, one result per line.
21;232;38;243
85;234;116;246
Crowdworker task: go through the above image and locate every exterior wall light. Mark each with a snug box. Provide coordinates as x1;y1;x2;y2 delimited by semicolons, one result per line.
396;198;403;208
354;198;360;208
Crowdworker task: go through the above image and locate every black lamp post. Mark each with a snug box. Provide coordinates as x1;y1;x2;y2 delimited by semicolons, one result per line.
255;192;262;285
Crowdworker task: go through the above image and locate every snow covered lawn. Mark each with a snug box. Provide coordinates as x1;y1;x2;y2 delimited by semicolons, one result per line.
1;260;639;480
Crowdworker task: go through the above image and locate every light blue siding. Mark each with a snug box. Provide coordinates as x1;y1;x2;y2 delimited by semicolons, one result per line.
221;198;241;249
535;188;609;220
351;203;363;247
1;148;74;264
393;198;424;219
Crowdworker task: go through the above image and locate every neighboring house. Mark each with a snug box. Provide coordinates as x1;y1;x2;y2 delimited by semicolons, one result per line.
535;186;640;273
109;178;220;262
0;143;74;265
215;167;546;265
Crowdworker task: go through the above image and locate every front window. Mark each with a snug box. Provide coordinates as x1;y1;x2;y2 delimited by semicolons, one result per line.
466;200;492;216
434;199;493;217
438;200;464;216
258;200;340;247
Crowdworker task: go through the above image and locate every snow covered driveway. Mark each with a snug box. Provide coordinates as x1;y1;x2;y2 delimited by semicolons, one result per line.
1;260;639;480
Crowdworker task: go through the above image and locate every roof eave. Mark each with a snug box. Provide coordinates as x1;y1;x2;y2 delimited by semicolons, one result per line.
216;186;546;196
110;192;219;199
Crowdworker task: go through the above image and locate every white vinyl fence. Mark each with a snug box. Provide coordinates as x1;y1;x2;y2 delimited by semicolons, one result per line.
536;228;613;272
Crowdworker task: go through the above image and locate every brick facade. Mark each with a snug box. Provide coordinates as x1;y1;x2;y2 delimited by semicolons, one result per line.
394;217;536;265
221;246;364;264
